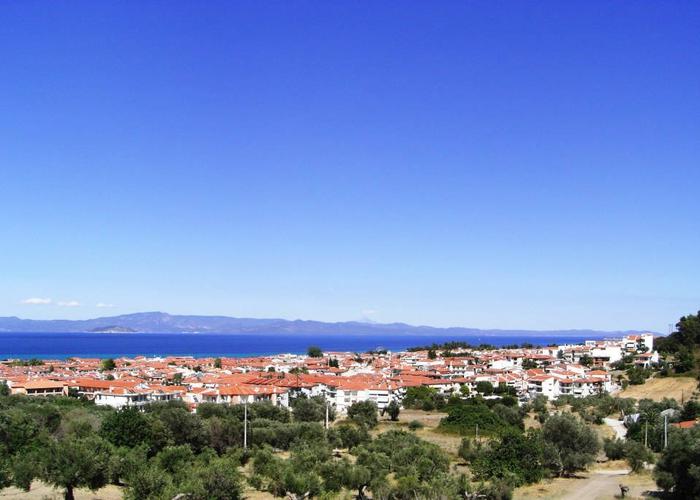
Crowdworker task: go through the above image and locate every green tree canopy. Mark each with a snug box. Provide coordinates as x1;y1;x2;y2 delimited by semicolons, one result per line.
100;358;116;371
541;413;600;476
347;401;378;428
306;346;323;358
42;434;113;500
655;425;700;498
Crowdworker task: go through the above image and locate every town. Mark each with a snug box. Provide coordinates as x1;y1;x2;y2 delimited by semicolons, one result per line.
1;333;657;412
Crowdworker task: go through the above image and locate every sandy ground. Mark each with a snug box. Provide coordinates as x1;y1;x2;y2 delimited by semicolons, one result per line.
515;469;659;500
0;482;123;500
619;376;697;402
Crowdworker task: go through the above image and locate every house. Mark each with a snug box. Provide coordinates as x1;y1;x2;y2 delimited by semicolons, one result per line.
9;379;66;396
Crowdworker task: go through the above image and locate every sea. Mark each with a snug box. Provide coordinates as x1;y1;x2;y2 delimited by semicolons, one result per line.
0;332;610;360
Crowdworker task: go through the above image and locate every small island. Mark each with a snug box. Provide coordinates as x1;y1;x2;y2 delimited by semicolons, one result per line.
88;326;137;333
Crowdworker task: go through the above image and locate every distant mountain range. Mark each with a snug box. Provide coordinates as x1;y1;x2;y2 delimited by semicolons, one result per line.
0;312;654;338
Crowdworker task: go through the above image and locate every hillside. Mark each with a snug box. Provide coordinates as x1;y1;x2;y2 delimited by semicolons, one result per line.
0;311;653;337
619;375;698;402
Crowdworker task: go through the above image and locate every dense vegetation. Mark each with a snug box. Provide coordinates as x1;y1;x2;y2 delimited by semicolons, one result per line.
0;390;506;499
655;424;700;498
655;310;700;375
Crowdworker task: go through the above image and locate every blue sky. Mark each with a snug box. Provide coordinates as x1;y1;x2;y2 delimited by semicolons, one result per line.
1;1;698;332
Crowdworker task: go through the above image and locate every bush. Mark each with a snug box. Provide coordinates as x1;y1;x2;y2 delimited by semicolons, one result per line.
603;438;626;460
408;420;423;431
457;437;479;463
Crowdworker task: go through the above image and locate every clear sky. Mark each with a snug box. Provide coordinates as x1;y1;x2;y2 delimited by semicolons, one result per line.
1;1;698;332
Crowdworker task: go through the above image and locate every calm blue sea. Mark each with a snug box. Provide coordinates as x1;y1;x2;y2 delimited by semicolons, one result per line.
0;332;607;359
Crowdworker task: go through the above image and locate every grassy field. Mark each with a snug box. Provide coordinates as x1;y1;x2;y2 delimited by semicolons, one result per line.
619;375;698;402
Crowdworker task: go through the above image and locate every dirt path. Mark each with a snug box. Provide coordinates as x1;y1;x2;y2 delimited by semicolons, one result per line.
603;417;627;440
515;469;658;500
559;470;631;500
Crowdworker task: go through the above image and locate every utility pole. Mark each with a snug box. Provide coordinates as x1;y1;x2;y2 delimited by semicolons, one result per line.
243;399;248;450
325;398;329;430
664;413;668;449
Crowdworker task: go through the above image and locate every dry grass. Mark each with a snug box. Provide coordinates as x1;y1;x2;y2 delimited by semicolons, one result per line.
619;376;698;402
524;412;542;430
593;422;616;441
0;482;123;500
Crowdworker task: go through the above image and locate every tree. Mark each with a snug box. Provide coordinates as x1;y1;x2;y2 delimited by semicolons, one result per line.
385;400;400;421
347;401;378;428
0;382;9;397
42;435;113;500
155;445;195;474
328;358;339;368
475;381;494;396
100;407;152;449
541;413;600;476
626;366;651;385
349;449;389;498
675;347;695;373
680;400;700;421
205;416;243;454
472;431;547;486
156;407;209;453
401;386;445;411
330;424;370;449
307;346;323;358
213;357;222;369
124;463;170;500
191;454;243;499
625;440;654;473
427;349;437;360
579;354;593;367
440;398;515;435
292;396;329;423
655;425;700;498
100;358;116;371
522;358;538;370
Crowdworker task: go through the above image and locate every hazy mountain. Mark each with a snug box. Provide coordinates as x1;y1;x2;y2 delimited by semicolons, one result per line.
0;312;654;338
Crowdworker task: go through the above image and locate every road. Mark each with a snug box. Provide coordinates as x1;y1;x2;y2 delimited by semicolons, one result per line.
603;417;627;440
559;470;630;500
